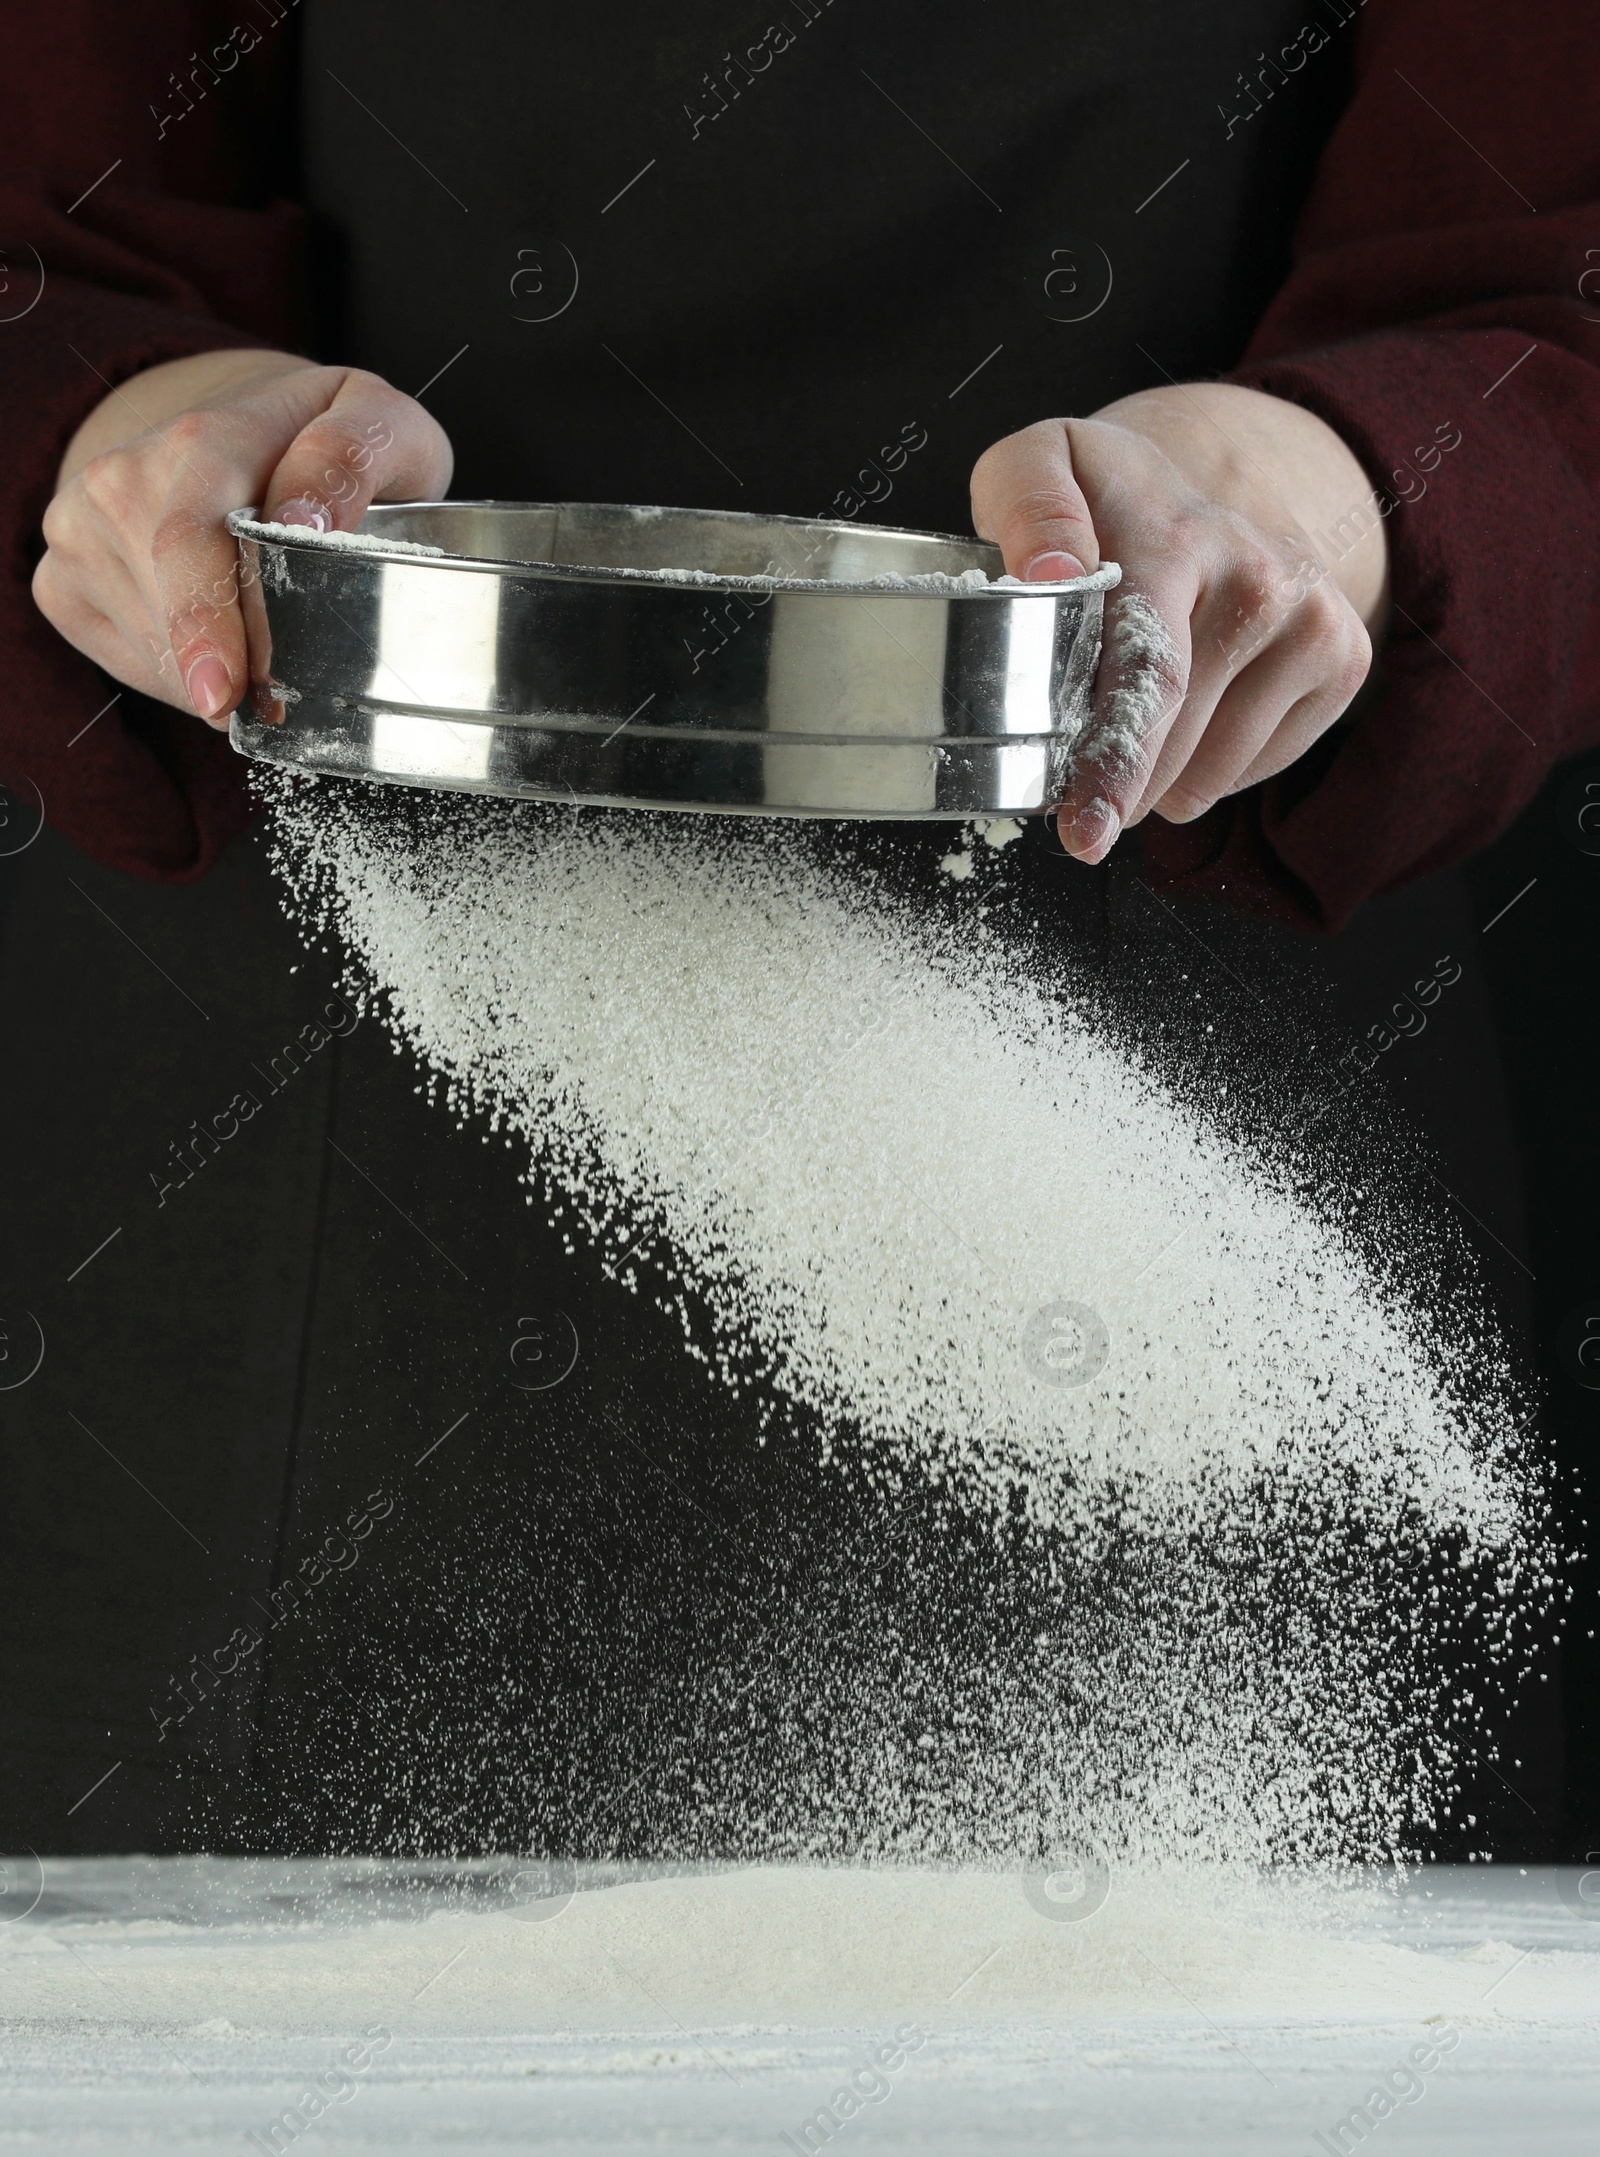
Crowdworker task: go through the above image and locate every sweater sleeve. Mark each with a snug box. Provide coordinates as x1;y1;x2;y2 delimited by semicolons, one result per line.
0;6;302;882
1141;0;1600;931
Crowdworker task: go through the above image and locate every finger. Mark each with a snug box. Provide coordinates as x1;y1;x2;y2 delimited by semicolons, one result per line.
1147;617;1369;822
1225;632;1371;797
33;547;182;710
1144;646;1307;824
31;558;134;690
134;373;342;722
1123;567;1288;824
970;419;1101;581
1055;571;1194;862
261;370;453;533
48;479;235;718
39;472;184;700
1229;688;1358;796
1125;545;1343;825
150;475;258;726
154;371;450;724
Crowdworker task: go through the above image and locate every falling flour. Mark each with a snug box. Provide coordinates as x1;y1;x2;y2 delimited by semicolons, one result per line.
938;816;1027;879
261;777;1549;1872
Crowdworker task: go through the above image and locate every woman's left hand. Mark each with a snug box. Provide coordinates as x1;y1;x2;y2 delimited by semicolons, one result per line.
970;384;1390;862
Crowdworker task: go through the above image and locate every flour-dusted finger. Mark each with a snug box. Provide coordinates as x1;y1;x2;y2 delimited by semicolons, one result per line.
1057;572;1194;862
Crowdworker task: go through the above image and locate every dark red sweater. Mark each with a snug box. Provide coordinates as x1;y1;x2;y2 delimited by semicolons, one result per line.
3;1;1597;924
1162;1;1600;925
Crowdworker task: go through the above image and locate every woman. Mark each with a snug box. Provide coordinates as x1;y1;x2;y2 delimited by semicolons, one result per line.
2;0;1595;1859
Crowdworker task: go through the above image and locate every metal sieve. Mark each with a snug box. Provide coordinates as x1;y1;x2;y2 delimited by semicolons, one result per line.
227;502;1120;819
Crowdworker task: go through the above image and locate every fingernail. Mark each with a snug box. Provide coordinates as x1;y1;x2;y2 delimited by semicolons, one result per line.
252;680;287;726
1023;550;1089;583
272;496;331;531
1060;796;1121;862
184;653;235;720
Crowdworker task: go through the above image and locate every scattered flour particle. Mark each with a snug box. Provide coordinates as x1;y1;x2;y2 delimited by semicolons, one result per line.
940;817;1025;880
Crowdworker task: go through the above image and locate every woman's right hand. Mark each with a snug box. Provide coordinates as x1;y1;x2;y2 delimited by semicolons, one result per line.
34;350;454;729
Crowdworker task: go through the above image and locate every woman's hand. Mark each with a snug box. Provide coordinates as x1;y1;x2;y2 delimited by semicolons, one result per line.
970;384;1389;861
34;350;453;729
